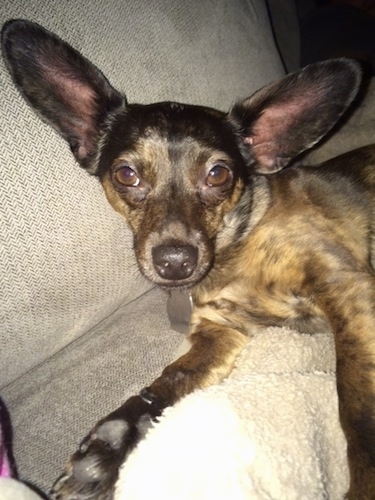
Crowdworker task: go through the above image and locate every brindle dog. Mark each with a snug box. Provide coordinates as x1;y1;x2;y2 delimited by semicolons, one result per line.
2;19;375;500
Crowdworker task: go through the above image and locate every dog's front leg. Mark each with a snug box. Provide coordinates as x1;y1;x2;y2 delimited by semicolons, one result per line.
317;271;375;499
51;320;248;499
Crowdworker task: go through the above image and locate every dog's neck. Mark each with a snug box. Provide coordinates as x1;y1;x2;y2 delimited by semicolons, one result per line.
215;175;271;253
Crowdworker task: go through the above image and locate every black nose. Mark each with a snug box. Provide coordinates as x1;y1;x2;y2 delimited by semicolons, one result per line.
152;244;198;281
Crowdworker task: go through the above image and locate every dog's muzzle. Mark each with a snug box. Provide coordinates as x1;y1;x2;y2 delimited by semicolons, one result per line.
152;244;198;281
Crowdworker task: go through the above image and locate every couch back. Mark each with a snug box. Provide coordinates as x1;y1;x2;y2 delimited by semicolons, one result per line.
0;0;285;387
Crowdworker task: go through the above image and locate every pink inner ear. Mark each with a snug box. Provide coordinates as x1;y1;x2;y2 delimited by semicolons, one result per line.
247;106;296;172
41;61;97;123
38;51;100;160
59;77;96;121
56;77;98;160
251;101;302;146
245;87;324;173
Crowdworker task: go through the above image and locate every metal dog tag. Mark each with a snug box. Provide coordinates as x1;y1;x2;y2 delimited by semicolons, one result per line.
167;289;193;334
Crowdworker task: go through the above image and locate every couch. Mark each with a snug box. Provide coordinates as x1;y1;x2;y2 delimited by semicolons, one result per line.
1;1;374;498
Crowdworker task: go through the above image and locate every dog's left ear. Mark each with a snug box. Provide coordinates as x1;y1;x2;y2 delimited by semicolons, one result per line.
229;59;362;174
1;19;125;174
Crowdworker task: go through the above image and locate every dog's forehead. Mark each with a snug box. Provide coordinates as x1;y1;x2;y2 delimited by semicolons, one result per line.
128;101;229;144
100;101;236;169
107;102;228;150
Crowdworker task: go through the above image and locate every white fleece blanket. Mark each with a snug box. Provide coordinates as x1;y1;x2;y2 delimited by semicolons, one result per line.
114;327;349;500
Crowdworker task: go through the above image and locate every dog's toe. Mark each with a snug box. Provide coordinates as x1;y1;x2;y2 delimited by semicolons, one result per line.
50;395;159;499
50;421;131;499
75;418;130;459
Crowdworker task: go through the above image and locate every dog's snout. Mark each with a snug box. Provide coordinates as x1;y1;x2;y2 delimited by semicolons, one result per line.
152;244;198;281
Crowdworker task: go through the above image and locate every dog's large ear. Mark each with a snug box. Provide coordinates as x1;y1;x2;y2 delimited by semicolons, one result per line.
1;19;125;174
229;59;362;174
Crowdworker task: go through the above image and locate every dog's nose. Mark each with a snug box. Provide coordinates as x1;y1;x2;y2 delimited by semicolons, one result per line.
152;244;198;281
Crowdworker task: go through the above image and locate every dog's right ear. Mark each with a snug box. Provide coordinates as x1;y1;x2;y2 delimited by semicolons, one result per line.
1;19;125;174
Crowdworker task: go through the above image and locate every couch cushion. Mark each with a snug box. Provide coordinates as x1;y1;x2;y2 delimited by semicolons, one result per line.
0;0;285;386
2;288;183;494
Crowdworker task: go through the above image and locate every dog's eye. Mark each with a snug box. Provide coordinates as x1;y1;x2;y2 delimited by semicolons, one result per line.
114;166;140;187
206;165;231;187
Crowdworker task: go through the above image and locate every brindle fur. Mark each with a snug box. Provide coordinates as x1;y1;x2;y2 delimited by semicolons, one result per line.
2;19;375;500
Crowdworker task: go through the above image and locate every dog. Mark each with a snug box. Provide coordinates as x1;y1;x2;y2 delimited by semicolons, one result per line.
2;19;375;500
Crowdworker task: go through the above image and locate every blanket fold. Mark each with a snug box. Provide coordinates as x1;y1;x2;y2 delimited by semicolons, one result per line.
115;327;349;500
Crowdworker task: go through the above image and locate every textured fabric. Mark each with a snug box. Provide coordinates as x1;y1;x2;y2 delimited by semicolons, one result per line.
0;0;284;387
2;288;183;494
306;77;375;164
267;0;300;72
116;329;348;500
0;478;43;499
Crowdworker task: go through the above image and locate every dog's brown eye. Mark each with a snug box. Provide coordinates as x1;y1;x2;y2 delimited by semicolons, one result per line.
114;166;140;187
206;165;231;187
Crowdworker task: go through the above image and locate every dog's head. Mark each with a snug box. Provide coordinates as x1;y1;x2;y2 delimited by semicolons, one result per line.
2;20;362;288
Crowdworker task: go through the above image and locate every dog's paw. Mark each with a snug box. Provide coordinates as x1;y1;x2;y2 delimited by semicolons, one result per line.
50;394;159;500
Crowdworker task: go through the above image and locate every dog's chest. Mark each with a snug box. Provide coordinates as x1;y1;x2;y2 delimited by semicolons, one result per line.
192;221;329;335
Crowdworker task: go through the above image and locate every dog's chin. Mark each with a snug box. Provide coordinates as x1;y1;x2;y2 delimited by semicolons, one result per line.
140;265;211;290
157;279;197;290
